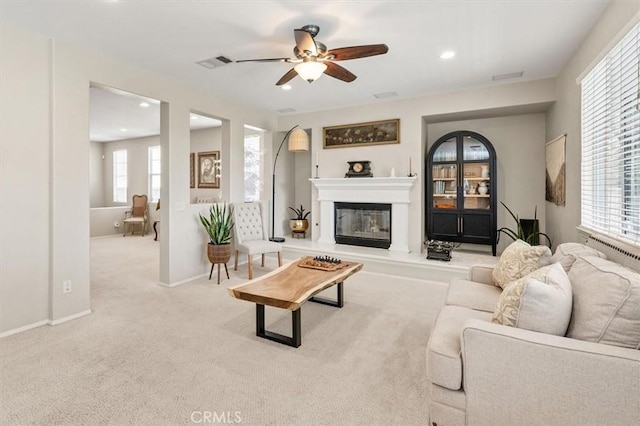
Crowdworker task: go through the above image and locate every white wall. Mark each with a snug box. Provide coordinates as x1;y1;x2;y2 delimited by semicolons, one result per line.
0;25;51;333
89;142;104;208
0;23;277;334
427;114;547;253
278;78;557;253
546;1;640;246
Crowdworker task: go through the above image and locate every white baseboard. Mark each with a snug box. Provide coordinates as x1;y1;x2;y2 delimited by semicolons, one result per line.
158;272;208;288
0;319;49;339
48;309;92;326
0;309;92;338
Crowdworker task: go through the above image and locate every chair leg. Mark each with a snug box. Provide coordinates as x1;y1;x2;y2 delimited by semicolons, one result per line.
234;250;239;271
261;254;265;267
248;255;253;280
277;251;282;267
122;222;126;237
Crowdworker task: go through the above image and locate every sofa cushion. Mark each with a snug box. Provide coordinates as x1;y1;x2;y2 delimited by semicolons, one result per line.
551;242;607;273
492;239;552;289
492;263;573;336
426;305;493;391
567;256;640;349
446;278;502;313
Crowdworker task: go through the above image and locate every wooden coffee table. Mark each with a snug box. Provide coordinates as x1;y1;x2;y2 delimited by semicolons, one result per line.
228;256;363;347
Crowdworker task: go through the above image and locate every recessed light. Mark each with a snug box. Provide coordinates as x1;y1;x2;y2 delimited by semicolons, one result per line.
139;102;150;108
281;85;292;91
440;51;455;60
120;128;127;132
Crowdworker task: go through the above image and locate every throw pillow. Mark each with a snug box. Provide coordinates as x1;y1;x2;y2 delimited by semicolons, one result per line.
550;242;607;273
492;239;552;288
567;256;640;349
492;263;573;336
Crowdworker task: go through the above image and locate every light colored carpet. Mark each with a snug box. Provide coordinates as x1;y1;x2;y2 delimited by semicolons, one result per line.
0;235;447;425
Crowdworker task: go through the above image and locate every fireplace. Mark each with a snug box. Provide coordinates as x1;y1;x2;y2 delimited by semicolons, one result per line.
335;202;391;249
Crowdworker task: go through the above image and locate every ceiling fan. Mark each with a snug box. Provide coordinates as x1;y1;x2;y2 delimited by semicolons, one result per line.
236;24;389;85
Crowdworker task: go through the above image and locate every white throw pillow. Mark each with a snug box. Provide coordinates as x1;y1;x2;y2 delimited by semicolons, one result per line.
492;239;552;289
567;256;640;349
550;242;607;273
492;263;573;336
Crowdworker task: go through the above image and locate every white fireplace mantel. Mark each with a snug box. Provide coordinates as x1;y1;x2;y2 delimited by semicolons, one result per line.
310;177;417;252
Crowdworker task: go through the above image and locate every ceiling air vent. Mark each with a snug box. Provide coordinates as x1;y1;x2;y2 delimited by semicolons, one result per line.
492;71;524;81
277;108;296;114
196;55;233;69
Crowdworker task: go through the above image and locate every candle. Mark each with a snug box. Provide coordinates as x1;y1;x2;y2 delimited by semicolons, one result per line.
409;157;412;175
316;153;319;167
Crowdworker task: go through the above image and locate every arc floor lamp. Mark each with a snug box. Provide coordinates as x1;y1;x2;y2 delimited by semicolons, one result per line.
270;125;309;242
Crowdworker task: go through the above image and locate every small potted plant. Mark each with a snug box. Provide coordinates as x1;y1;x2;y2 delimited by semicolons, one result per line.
288;204;310;236
496;202;551;247
199;204;234;281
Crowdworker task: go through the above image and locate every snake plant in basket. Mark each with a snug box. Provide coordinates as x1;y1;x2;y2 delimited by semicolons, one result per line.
199;203;234;265
496;202;552;247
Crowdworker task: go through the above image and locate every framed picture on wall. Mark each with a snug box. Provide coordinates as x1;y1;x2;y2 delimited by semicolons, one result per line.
198;151;220;189
323;118;400;149
190;153;195;188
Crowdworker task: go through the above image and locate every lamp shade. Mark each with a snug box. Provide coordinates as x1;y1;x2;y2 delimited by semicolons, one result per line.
294;61;327;83
288;128;309;152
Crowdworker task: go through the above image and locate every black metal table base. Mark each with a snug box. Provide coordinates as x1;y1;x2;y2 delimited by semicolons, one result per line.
255;282;343;347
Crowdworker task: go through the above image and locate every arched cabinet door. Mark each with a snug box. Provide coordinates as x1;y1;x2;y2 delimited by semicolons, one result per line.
426;131;497;255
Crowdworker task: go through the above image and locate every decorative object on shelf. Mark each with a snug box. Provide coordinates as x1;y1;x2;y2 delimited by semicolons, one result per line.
324;118;399;148
197;151;221;188
271;125;309;242
298;255;346;271
425;240;454;262
496;202;552;247
345;161;373;178
314;152;319;179
198;203;234;284
407;157;417;177
426;130;497;255
545;134;566;206
190;153;195;188
288;204;310;238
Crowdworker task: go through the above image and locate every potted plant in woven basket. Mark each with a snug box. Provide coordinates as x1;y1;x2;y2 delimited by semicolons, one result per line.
199;203;233;282
288;204;310;236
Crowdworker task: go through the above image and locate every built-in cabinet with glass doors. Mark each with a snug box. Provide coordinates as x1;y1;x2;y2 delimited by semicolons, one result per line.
426;131;497;255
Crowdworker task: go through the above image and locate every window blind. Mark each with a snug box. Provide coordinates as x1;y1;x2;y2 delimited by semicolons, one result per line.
581;21;640;246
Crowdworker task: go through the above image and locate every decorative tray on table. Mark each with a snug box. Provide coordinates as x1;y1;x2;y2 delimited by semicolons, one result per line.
297;256;347;271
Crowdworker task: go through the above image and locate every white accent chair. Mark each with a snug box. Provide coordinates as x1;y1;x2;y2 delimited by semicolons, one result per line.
231;202;282;279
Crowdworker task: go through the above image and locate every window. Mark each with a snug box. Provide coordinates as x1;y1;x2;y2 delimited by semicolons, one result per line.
113;149;127;203
148;145;161;203
244;132;263;202
581;21;639;245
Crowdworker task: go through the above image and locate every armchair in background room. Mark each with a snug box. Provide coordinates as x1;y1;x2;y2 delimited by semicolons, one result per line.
122;194;148;237
231;202;282;279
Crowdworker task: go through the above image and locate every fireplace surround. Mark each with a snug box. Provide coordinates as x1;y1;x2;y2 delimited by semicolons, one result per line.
310;177;417;252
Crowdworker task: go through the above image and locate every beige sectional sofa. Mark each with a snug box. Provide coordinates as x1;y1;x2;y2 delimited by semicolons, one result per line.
426;241;640;426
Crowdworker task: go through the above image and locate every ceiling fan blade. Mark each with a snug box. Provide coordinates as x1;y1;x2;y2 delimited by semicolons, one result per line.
276;68;298;86
294;29;317;56
323;62;357;83
236;58;291;63
327;44;389;61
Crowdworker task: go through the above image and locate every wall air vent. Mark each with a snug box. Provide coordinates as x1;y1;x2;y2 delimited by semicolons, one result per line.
196;55;233;69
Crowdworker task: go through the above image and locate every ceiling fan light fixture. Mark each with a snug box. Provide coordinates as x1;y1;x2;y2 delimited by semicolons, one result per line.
294;61;327;83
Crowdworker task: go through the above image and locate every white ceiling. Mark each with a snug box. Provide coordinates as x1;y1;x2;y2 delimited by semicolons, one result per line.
2;0;610;119
89;86;221;141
